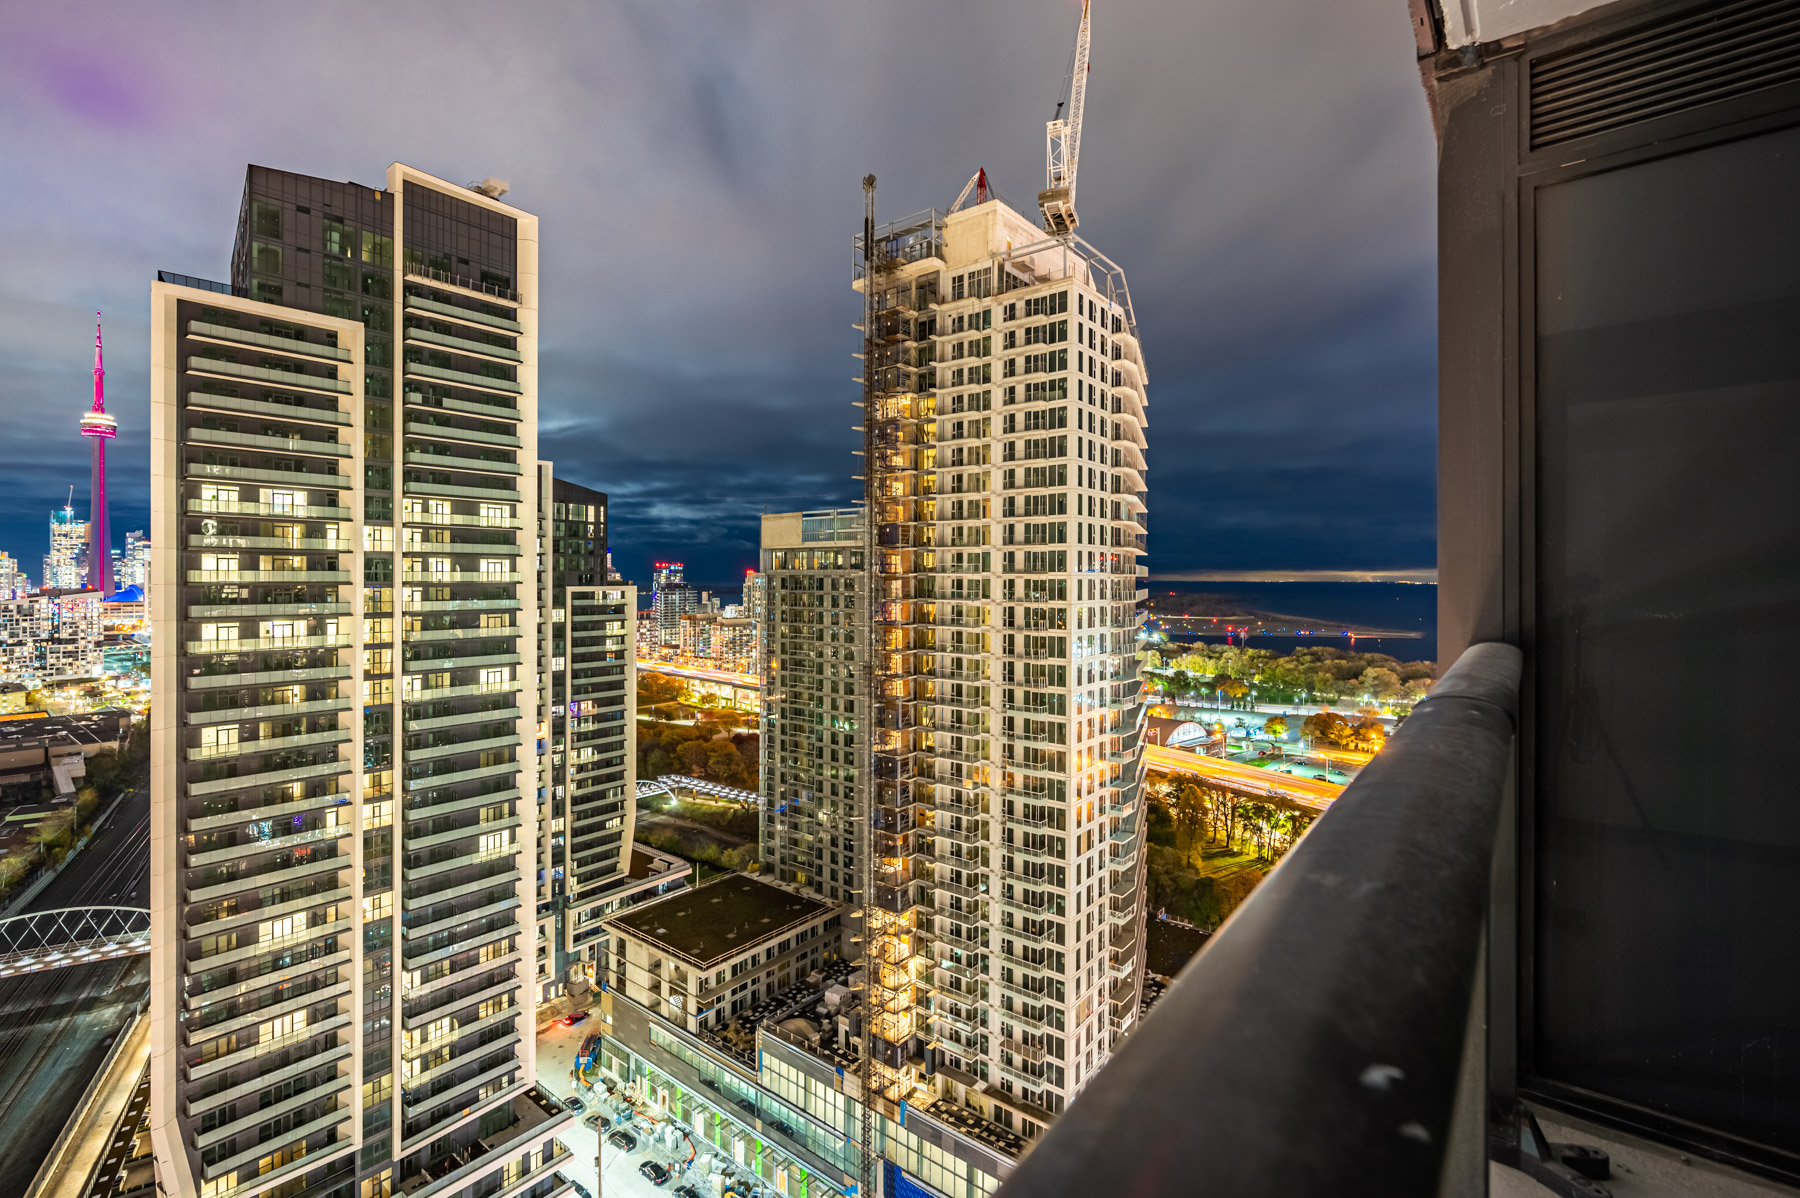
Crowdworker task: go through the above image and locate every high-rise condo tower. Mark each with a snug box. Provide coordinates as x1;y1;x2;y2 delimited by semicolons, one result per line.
150;163;573;1198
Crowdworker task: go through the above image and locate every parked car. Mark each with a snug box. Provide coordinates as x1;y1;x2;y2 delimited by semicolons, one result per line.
607;1130;639;1153
564;1094;585;1113
562;1010;590;1026
570;1185;592;1198
674;1186;703;1198
638;1161;672;1186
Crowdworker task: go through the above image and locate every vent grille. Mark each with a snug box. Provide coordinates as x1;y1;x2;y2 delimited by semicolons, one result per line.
1529;0;1800;150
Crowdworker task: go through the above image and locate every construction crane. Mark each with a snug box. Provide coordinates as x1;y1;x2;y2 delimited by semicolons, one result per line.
949;167;992;212
1038;0;1091;236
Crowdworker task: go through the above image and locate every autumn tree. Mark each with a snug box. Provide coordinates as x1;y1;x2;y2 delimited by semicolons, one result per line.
1169;783;1207;860
1302;711;1354;748
1262;715;1288;739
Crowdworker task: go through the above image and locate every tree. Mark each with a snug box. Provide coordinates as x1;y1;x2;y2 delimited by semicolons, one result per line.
705;740;750;787
1262;715;1288;739
1357;667;1406;702
1219;677;1249;709
638;672;686;715
1169;783;1206;860
1302;711;1354;748
678;741;709;776
1351;716;1388;754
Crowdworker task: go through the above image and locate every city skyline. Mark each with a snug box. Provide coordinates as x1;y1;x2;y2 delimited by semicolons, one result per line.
0;0;1436;586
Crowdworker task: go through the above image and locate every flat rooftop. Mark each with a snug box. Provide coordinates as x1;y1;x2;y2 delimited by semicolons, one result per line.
606;873;837;969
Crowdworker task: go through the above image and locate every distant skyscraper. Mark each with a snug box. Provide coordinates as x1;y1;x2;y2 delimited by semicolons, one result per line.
0;552;21;600
120;530;151;592
44;504;85;591
80;315;118;596
650;561;696;647
758;509;865;903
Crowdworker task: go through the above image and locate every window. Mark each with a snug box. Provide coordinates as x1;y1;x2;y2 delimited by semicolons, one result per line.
362;892;391;921
258;915;297;943
256;1142;307;1176
479;503;508;525
257;1010;307;1043
251;201;281;239
198;484;238;507
323;216;352;257
199;726;238;754
266;489;301;513
360;231;393;267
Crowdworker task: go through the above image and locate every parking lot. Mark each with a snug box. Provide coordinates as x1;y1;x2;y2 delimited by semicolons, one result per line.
540;1014;712;1198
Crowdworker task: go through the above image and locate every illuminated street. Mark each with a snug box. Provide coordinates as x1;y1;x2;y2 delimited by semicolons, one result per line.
1142;744;1343;812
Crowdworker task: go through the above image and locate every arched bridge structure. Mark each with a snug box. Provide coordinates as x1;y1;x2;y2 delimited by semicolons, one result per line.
0;905;151;978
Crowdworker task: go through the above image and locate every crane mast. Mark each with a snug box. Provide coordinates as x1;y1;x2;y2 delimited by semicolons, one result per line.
1039;0;1091;236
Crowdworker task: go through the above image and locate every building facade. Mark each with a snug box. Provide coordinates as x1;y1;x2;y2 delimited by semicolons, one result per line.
0;589;103;684
122;530;152;592
590;877;1017;1198
45;504;86;591
149;163;574;1198
532;471;675;1001
852;192;1151;1130
650;562;696;649
758;509;865;906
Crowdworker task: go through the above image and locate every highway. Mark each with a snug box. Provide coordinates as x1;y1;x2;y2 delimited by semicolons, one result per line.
0;786;149;1196
637;660;758;689
1141;745;1344;813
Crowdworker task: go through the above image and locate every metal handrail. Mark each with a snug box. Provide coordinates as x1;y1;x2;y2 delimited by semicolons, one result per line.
994;642;1521;1198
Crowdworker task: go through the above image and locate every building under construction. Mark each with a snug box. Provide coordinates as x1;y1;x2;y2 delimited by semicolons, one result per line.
852;174;1151;1139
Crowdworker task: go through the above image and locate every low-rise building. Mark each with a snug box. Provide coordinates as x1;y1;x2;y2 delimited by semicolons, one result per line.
0;708;131;799
591;887;1021;1198
604;874;843;1035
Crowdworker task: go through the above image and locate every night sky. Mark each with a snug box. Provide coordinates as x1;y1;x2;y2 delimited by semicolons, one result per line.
0;0;1436;590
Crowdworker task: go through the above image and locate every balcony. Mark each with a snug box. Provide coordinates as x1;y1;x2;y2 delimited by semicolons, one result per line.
185;355;349;394
993;644;1523;1198
403;293;523;332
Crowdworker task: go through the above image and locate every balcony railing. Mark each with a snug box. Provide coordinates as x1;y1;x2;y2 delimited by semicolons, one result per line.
995;642;1521;1198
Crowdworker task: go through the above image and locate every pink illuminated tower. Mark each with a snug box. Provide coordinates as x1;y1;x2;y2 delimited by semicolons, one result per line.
79;314;117;596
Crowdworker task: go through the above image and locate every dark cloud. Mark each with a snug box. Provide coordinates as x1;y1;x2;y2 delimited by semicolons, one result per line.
0;0;1436;590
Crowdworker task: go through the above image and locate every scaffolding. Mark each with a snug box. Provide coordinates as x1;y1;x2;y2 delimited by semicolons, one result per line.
853;175;940;1196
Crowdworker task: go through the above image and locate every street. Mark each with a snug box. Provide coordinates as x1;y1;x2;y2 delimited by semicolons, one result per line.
0;786;149;1195
539;1015;717;1198
1141;745;1343;811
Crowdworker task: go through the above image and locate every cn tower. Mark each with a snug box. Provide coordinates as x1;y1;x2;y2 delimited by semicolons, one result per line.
80;313;117;596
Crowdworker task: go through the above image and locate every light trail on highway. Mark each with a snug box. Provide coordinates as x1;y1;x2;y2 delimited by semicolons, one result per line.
1141;745;1344;813
636;660;758;688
